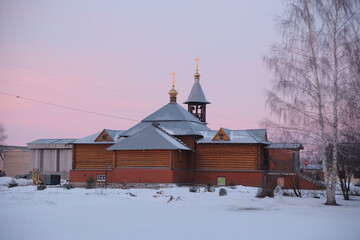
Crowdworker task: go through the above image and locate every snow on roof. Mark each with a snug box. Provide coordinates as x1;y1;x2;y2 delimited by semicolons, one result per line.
142;102;204;123
197;129;269;144
265;143;304;150
27;139;76;145
120;103;210;137
304;164;323;170
108;125;192;151
122;121;210;137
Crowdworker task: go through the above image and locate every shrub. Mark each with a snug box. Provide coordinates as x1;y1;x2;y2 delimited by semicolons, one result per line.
219;188;227;196
8;178;18;188
64;181;74;190
204;185;215;192
189;186;200;193
256;185;275;198
86;176;95;189
37;184;46;190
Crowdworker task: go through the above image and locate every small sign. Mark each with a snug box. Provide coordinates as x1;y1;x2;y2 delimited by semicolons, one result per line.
97;175;106;182
217;177;226;186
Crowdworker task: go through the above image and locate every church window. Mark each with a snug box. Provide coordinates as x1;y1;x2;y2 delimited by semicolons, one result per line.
219;133;224;141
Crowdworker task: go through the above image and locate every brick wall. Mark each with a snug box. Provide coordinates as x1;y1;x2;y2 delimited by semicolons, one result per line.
193;171;264;187
70;168;174;184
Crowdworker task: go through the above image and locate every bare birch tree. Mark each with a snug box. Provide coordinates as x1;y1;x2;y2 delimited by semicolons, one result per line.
0;123;7;167
264;0;360;205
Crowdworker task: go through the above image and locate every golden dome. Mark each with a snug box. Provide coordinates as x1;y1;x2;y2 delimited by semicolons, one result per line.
169;88;178;97
194;71;200;78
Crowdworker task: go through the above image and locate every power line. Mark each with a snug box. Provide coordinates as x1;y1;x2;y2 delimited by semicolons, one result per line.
0;91;139;122
0;60;162;105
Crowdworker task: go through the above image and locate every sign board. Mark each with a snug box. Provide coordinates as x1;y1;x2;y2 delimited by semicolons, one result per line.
97;175;106;182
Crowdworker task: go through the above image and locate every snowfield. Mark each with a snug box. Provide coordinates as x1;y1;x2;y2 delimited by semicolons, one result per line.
1;177;360;240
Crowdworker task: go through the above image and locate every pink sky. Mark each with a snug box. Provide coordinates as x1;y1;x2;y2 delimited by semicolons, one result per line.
0;0;284;146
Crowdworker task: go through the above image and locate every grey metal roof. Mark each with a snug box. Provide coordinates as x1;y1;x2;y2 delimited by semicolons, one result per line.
246;129;267;142
265;143;304;150
28;139;76;145
142;102;204;123
197;129;269;144
73;130;124;144
304;164;322;170
184;80;210;104
105;129;120;140
121;120;211;137
120;103;210;137
221;128;232;138
108;125;191;151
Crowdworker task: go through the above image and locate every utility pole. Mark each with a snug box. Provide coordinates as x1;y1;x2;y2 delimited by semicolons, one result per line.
104;165;111;189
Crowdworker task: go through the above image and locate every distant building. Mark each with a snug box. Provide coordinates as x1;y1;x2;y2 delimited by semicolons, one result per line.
27;139;76;179
0;145;30;177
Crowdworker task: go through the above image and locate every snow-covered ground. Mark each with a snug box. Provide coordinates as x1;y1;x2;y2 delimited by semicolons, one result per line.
1;177;360;240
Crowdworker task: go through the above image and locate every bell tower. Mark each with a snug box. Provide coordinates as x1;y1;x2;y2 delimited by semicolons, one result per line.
184;58;210;123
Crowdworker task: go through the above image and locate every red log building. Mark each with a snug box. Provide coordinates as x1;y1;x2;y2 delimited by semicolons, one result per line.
70;65;322;189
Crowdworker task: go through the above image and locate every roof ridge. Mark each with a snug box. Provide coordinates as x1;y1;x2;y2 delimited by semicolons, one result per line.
153;122;194;151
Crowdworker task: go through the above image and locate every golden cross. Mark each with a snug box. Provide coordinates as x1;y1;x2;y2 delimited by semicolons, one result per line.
170;72;177;87
194;57;200;70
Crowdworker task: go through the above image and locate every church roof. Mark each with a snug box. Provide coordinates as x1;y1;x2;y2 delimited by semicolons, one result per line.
197;129;269;144
73;129;124;144
120;102;210;136
143;102;202;122
184;81;210;104
108;125;192;151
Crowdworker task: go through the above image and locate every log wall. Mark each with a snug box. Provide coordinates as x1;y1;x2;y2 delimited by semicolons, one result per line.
73;144;113;170
171;150;193;170
195;144;263;170
175;135;196;149
115;150;171;168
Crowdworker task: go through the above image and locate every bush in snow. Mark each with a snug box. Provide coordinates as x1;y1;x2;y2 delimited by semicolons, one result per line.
189;186;200;193
64;181;74;190
86;176;95;189
37;184;46;191
219;188;227;196
350;189;360;196
204;185;215;192
8;178;18;188
256;185;275;198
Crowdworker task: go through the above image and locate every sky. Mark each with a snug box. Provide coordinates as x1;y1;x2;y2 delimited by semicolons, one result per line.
0;0;284;146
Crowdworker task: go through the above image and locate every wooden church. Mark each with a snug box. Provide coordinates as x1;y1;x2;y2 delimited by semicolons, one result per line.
70;62;320;189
